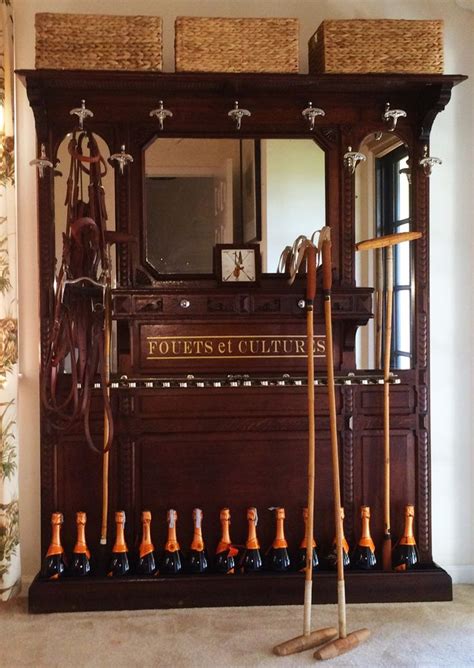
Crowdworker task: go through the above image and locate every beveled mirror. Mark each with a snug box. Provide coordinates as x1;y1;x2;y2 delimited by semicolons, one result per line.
143;137;326;276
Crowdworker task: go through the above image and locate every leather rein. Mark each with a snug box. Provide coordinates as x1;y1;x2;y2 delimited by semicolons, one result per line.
41;130;113;455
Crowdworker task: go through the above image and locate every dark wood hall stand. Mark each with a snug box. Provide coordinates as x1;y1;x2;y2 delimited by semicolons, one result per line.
19;70;466;613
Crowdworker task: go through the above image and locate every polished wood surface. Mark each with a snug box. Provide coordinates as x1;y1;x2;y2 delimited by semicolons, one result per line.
19;70;465;611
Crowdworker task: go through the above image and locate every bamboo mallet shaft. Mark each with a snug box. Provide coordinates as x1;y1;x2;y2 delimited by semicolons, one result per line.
382;245;393;570
375;248;383;369
303;244;317;637
100;274;112;546
321;231;346;637
355;230;422;571
273;241;338;657
314;229;370;660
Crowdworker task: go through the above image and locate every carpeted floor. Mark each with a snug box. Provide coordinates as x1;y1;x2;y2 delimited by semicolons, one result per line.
0;585;473;667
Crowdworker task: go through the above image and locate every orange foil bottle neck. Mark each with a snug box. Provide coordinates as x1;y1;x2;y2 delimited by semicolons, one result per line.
246;508;260;550
140;515;155;557
73;514;90;558
112;512;128;554
359;507;375;551
400;506;416;546
272;508;288;549
46;513;64;557
191;508;205;552
216;510;232;554
165;510;180;552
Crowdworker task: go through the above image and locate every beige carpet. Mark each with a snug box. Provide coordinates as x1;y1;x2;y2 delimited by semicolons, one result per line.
0;585;472;667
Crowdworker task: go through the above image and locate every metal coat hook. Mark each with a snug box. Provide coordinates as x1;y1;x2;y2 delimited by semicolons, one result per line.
110;145;134;175
302;101;325;131
343;146;366;174
70;99;94;129
228;101;251;130
382;102;407;132
149;100;173;130
29;143;53;178
419;145;442;176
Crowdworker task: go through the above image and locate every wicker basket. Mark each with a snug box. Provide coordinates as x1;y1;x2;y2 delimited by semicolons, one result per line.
35;13;163;71
175;17;299;73
308;19;443;74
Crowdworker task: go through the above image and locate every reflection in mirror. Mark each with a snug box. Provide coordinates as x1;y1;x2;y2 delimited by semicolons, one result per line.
262;139;325;271
143;138;325;275
355;132;412;371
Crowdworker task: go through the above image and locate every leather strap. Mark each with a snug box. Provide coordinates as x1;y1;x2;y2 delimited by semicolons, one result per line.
41;129;114;457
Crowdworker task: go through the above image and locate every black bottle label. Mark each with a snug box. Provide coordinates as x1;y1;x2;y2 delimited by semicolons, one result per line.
393;544;419;571
215;549;236;574
297;546;319;572
41;553;67;580
70;552;91;577
136;551;158;576
352;545;377;570
267;547;291;572
189;549;208;574
160;550;183;574
241;548;263;572
107;551;130;577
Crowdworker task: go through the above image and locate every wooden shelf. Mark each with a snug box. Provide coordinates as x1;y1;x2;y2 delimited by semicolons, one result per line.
29;565;452;614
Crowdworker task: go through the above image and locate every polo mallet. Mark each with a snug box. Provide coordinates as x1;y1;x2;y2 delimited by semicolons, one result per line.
100;231;135;546
375;248;384;369
274;235;337;656
355;230;422;571
313;227;370;660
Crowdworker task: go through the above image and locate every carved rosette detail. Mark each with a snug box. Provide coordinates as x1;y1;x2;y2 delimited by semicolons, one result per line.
342;168;354;285
417;429;431;560
418;384;428;416
342;385;354;546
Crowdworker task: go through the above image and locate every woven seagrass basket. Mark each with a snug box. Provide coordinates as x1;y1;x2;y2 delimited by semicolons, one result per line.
308;19;443;74
35;13;163;71
175;17;299;73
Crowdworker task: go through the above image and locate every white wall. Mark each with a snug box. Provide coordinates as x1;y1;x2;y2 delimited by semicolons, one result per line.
14;0;473;583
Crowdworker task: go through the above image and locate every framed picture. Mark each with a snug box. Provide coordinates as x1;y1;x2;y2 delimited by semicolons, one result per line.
214;243;261;285
241;140;261;243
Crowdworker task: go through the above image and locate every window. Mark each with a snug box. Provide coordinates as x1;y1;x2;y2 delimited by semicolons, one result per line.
376;146;413;369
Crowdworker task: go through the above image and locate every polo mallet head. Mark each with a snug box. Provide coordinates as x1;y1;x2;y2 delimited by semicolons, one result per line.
355;230;422;252
314;628;371;661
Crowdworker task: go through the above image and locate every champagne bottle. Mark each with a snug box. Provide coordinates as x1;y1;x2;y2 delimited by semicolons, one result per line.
352;505;377;570
241;507;263;572
107;510;130;577
392;505;419;571
189;508;208;574
297;507;318;572
70;511;91;576
326;506;350;569
41;512;67;580
136;510;157;576
160;509;183;574
215;507;238;574
267;507;291;572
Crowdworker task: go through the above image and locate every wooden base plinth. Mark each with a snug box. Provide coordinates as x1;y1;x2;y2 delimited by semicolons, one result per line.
28;564;452;614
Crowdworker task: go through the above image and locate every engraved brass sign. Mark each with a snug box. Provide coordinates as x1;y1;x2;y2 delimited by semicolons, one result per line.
137;323;329;373
146;334;326;360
